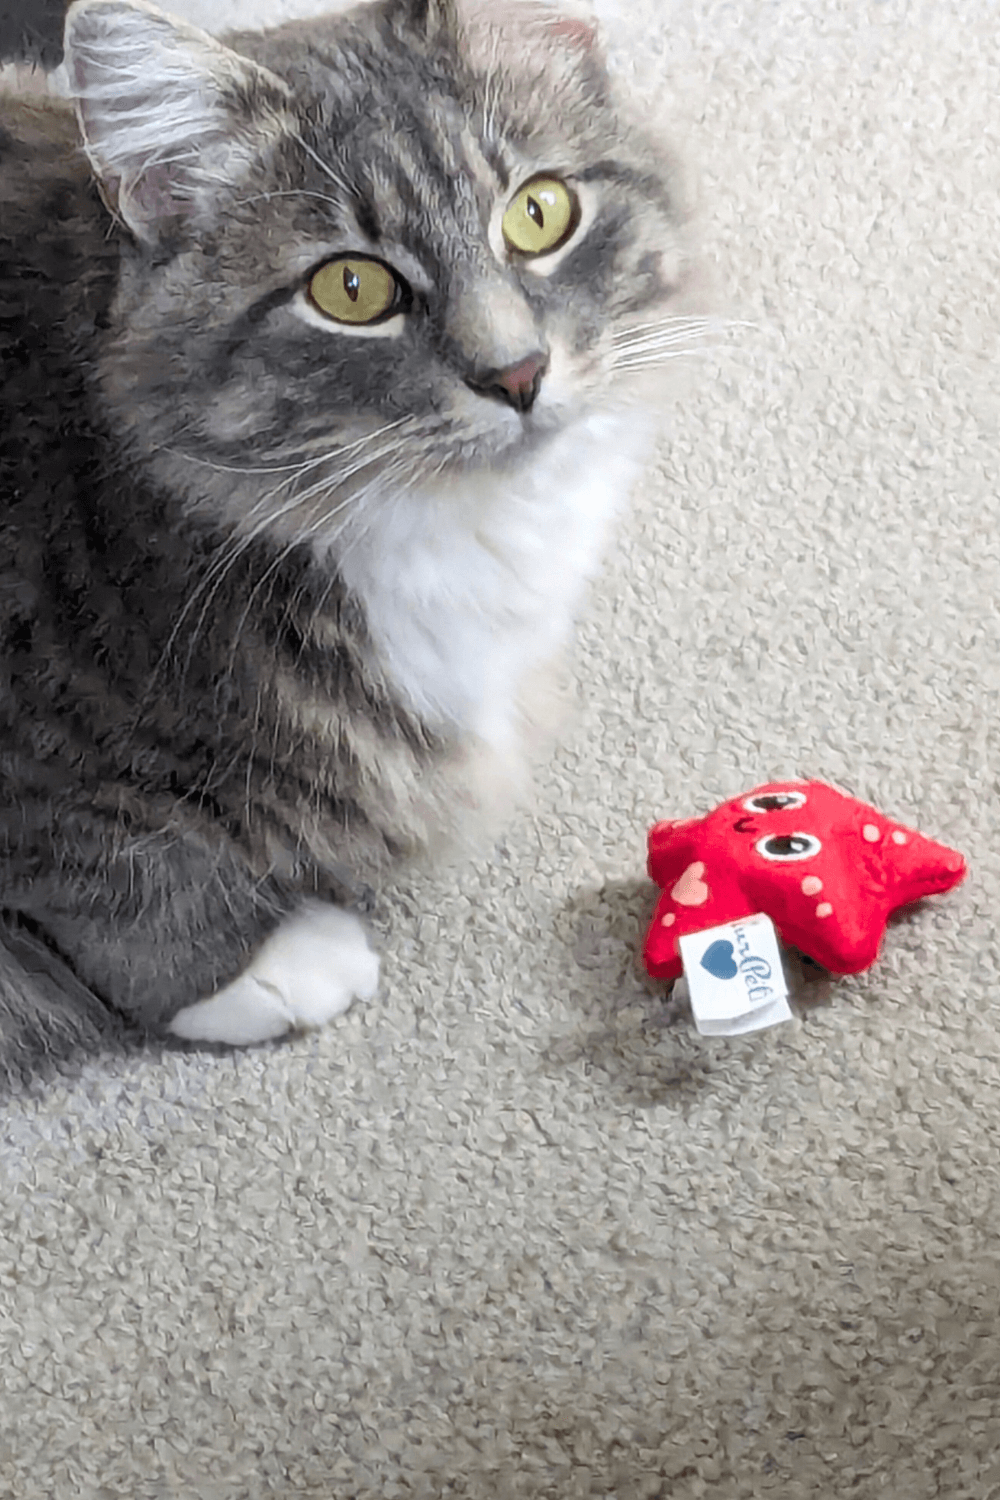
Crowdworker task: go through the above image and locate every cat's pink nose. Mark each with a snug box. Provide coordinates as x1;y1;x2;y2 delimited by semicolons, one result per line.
495;352;548;411
469;351;548;413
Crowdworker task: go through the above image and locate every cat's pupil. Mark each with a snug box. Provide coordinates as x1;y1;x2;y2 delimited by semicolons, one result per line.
343;266;360;303
527;196;544;228
757;795;795;811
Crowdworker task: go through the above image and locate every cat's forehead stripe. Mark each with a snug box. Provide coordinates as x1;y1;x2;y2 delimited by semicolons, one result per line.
478;138;510;193
298;118;506;280
353;194;381;244
300;60;512;237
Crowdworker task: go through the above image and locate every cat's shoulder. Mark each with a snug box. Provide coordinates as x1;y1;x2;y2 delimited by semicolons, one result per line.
0;78;79;165
0;83;118;343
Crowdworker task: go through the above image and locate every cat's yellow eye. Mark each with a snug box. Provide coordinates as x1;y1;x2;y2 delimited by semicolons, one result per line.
308;257;399;324
502;177;578;257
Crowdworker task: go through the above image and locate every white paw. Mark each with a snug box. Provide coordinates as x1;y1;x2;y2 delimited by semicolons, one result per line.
168;903;380;1046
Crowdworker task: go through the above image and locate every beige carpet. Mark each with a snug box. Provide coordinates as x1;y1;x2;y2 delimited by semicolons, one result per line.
2;2;999;1496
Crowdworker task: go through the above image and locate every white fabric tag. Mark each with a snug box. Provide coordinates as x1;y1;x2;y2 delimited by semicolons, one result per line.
677;913;793;1036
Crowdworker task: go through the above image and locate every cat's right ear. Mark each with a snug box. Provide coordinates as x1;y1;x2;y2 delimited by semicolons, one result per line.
63;0;293;244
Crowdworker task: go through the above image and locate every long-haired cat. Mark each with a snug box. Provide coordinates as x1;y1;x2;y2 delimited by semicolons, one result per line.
0;0;696;1080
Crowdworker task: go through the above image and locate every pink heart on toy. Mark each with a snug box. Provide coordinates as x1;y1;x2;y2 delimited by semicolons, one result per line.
671;861;709;906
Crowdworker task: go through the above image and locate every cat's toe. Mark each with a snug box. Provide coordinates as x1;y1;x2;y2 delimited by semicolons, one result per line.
259;903;381;1027
168;977;295;1045
168;902;379;1046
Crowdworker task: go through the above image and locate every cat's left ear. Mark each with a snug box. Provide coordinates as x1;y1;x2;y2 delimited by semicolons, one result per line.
395;0;460;39
400;0;600;53
510;0;600;53
63;0;293;244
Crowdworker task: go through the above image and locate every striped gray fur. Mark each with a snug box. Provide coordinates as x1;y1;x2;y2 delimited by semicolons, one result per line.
0;0;697;1081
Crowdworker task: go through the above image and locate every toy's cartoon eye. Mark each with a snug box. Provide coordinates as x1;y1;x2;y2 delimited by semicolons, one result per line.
502;176;579;256
755;832;822;862
743;791;807;813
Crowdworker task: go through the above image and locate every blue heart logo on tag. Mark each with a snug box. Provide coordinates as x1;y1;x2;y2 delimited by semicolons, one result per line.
701;939;738;980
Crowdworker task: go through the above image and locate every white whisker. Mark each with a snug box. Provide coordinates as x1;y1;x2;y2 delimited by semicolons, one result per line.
226;458;412;664
611;316;754;353
232;188;349;214
149;424;411;688
161;415;415;478
613;330;715;356
317;456;420;569
290;132;354;196
159;450;318;477
267;436;416;523
612;316;717;342
612;349;710;371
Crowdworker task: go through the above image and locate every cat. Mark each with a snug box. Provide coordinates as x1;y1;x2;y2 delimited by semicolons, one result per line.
0;0;698;1080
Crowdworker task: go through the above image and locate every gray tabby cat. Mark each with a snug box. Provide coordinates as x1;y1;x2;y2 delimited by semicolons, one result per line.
0;0;695;1080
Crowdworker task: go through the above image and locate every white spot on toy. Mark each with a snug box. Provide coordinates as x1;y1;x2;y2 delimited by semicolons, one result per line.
661;912;676;927
892;830;908;845
671;861;709;907
816;902;833;919
801;876;823;896
863;824;880;843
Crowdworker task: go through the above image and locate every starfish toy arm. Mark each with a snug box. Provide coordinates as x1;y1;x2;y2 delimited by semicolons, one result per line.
644;831;758;980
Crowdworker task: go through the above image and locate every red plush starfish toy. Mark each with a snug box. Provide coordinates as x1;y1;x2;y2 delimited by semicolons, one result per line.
644;780;966;980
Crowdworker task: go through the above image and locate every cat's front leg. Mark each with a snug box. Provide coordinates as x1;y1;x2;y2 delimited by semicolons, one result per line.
168;901;380;1045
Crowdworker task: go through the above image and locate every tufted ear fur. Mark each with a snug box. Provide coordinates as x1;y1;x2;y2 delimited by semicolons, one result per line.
475;0;599;48
499;0;599;50
450;0;604;107
63;0;293;243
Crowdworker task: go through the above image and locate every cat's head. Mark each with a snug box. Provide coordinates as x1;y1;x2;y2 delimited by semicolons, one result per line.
64;0;697;545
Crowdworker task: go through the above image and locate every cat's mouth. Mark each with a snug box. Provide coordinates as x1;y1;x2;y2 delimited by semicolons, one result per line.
430;401;577;475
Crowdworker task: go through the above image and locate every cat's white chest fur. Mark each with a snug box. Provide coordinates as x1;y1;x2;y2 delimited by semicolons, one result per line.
331;410;648;747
